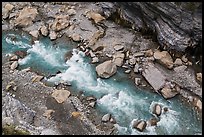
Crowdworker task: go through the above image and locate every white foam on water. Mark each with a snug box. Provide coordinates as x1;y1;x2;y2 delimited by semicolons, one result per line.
5;36;31;48
18;54;32;65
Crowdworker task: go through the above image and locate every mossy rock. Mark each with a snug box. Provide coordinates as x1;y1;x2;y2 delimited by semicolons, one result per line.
2;125;30;135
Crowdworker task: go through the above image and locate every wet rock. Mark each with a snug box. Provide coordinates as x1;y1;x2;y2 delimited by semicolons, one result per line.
49;31;57;40
14;50;27;58
134;78;141;86
114;45;124;51
174;58;183;66
163;107;169;112
43;109;55;119
31;75;44;83
29;30;39;38
148;117;158;126
181;55;188;63
89;102;96;108
86;96;96;101
51;15;69;31
40;25;49;36
142;62;166;91
112;52;125;67
134;63;139;73
10;61;18;70
96;60;117;78
152;104;162;116
5;3;14;11
102;113;111;122
92;57;99;63
160;86;179;99
153;50;173;69
67;9;76;16
15;7;38;27
196;73;202;82
125;69;131;74
51;89;71;103
132;120;147;132
86;11;105;23
9;55;18;61
110;117;116;124
89;50;96;58
70;33;81;42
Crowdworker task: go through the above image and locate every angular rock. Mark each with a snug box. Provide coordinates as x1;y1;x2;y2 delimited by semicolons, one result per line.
51;15;69;31
142;62;166;92
2;8;9;19
133;52;145;57
160;86;179;99
31;75;44;83
125;69;131;74
88;30;104;47
51;89;71;103
14;50;27;58
181;55;188;63
10;61;18;70
49;31;57;40
129;57;136;65
110;117;116;124
196;73;202;82
40;25;49;36
15;7;38;27
133;120;147;132
67;9;76;16
43;109;55;119
102;113;111;122
152;104;162;116
173;65;187;72
70;33;81;42
96;60;117;78
134;63;139;73
112;52;125;67
174;58;183;66
86;96;96;101
9;55;18;61
144;49;153;57
195;99;202;110
153;50;173;69
114;45;124;51
148;117;158;126
134;78;141;86
5;3;14;11
71;111;81;118
29;30;39;38
86;11;105;23
92;57;99;63
89;102;96;108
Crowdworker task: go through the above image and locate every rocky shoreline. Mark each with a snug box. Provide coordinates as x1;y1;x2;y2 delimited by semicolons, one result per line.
2;2;202;135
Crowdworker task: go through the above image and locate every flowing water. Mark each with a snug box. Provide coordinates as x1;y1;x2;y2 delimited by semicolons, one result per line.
2;31;202;135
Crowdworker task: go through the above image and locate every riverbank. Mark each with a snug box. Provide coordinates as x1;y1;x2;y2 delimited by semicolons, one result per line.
2;2;202;135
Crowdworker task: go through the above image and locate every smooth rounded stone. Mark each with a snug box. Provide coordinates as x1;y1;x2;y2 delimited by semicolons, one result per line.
134;63;139;73
5;3;14;11
70;33;81;42
181;55;188;63
96;60;117;78
9;55;18;61
86;11;105;23
132;120;147;132
173;65;187;72
29;30;39;38
10;61;18;70
160;86;179;99
153;50;173;69
2;117;14;126
195;99;202;110
49;31;57;40
67;9;76;16
174;58;183;66
134;78;141;86
196;73;202;82
114;45;124;51
152;104;162;116
40;25;48;36
43;109;55;119
102;113;111;122
15;7;38;27
144;49;153;57
125;69;131;74
51;89;71;103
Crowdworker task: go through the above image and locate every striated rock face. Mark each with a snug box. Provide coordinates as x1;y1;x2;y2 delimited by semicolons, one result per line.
100;2;202;53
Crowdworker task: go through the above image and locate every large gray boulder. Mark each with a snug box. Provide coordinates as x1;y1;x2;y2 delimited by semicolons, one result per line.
96;60;117;78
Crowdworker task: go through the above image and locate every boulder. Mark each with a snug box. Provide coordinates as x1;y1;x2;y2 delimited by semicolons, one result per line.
160;86;179;99
49;31;57;40
89;102;96;108
152;104;162;116
86;11;105;23
40;25;49;36
29;30;39;38
133;120;147;132
51;89;71;103
153;50;174;69
195;99;202;110
196;73;202;82
10;61;18;70
67;9;76;16
134;63;139;73
92;57;99;63
110;117;116;124
112;52;125;67
129;57;136;65
174;58;183;66
134;78;141;86
114;45;124;51
96;60;117;78
31;75;44;83
125;69;131;74
173;65;187;72
70;33;81;42
5;3;14;11
148;117;158;126
102;113;111;122
15;7;38;27
51;15;69;31
9;55;18;61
